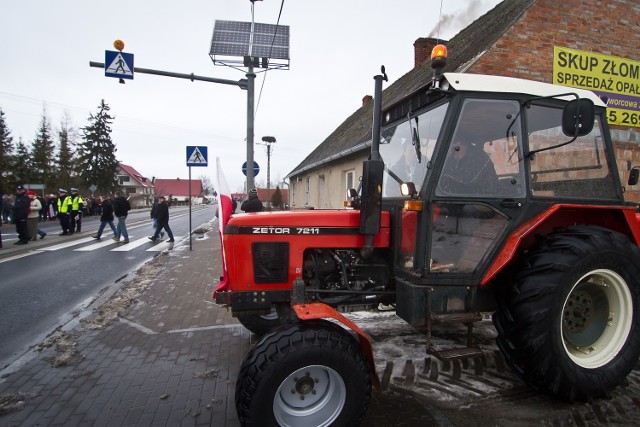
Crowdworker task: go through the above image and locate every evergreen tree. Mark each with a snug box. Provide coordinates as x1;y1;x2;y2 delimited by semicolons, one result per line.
0;108;15;193
13;137;31;186
77;100;119;194
271;186;283;209
56;113;76;191
31;109;56;190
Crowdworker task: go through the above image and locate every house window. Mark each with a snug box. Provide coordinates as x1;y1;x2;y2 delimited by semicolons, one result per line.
305;177;310;205
119;176;130;185
126;187;136;195
345;170;355;193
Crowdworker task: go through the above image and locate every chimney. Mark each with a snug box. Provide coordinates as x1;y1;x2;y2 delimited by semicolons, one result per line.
414;37;440;69
362;95;373;107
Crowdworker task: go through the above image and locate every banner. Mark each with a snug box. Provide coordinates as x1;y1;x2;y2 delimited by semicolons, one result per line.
553;46;640;128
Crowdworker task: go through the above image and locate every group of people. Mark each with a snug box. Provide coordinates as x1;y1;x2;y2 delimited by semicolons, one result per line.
6;185;47;245
91;192;132;243
4;185;199;247
55;188;86;235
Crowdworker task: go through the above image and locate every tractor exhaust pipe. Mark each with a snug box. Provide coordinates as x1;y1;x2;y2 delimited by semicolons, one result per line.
360;66;388;256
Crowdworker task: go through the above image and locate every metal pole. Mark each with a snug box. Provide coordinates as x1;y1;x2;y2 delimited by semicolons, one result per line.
246;63;255;191
188;167;192;252
266;143;271;209
88;62;248;89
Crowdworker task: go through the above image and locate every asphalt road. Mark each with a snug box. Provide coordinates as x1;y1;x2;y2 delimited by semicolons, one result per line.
0;205;214;370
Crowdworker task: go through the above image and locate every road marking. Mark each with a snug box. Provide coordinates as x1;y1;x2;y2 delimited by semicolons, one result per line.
110;236;152;251
167;324;242;334
119;317;158;334
0;250;44;264
146;237;181;251
40;236;95;251
74;238;119;251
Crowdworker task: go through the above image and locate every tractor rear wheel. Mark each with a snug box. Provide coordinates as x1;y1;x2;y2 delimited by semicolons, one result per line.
235;319;371;427
493;225;640;401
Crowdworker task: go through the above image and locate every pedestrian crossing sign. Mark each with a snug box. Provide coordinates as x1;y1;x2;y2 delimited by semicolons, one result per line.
105;50;134;80
186;146;208;167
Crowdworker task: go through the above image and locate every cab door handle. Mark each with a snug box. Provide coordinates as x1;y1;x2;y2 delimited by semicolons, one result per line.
501;199;522;208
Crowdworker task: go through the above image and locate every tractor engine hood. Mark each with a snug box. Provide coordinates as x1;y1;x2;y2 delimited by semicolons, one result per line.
224;210;391;232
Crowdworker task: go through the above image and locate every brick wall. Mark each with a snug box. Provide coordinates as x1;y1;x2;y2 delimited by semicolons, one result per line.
469;0;640;201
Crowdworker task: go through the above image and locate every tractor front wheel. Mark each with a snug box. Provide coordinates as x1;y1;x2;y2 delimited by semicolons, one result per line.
494;225;640;401
237;303;291;336
235;319;371;427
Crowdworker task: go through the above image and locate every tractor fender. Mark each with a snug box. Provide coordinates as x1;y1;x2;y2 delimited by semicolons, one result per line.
293;303;382;392
482;204;640;286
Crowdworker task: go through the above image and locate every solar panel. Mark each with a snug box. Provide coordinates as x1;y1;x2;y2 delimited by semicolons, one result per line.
210;19;290;68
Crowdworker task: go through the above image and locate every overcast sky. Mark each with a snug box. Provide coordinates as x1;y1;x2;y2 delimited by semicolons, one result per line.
1;0;502;192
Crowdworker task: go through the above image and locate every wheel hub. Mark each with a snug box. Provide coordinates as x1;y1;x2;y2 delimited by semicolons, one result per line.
564;290;593;333
274;365;346;427
293;372;317;398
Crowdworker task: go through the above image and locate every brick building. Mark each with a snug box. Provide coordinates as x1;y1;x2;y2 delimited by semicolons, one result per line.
287;0;640;207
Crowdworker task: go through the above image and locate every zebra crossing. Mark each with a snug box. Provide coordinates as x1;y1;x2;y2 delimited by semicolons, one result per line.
39;235;181;252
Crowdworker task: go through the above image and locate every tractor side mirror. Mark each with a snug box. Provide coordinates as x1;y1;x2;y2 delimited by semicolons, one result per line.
629;168;640;186
562;98;595;137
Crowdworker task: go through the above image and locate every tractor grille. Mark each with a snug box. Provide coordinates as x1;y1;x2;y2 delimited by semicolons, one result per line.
252;242;289;284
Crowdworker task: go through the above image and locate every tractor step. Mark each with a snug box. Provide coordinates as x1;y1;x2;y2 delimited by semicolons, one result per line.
431;312;483;324
427;312;484;361
429;345;484;361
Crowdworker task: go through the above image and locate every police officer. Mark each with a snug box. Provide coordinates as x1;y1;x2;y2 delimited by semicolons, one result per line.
57;188;72;235
69;188;84;233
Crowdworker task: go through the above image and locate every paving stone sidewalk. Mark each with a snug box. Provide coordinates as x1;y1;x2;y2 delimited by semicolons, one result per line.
0;230;250;427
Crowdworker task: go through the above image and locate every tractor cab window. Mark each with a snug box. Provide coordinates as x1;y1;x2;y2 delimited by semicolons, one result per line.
526;103;618;200
436;99;525;198
381;103;447;197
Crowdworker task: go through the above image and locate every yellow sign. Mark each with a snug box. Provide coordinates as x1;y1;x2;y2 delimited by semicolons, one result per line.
553;46;640;128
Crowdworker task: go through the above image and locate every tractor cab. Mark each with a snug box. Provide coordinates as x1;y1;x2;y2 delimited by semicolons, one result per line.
366;59;621;316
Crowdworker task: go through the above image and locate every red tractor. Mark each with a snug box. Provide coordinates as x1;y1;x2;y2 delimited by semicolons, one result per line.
215;45;640;426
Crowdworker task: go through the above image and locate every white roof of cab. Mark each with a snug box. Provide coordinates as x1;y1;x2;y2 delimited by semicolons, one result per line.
443;73;606;107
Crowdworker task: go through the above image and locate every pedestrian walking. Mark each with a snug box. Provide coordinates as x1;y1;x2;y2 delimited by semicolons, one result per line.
148;195;174;243
92;196;117;240
12;185;30;245
112;191;131;243
27;191;46;240
150;197;165;239
241;188;264;212
57;189;72;235
69;188;84;233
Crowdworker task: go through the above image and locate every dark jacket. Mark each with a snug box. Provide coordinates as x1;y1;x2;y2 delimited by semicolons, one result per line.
241;195;263;213
155;201;170;226
12;192;30;221
150;201;158;219
100;199;115;222
112;196;131;217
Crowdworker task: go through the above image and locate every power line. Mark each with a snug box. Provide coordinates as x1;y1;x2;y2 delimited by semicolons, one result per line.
254;0;285;118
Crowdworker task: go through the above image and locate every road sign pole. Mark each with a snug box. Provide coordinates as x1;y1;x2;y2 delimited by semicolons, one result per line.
188;166;192;252
246;63;255;191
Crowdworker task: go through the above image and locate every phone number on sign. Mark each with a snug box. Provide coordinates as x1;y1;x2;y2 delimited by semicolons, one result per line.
607;108;640;127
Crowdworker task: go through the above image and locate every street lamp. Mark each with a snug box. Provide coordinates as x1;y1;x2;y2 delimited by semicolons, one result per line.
261;136;276;209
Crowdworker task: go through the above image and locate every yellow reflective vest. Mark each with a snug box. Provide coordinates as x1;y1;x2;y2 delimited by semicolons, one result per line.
71;195;84;211
57;196;71;213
